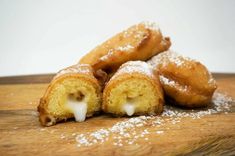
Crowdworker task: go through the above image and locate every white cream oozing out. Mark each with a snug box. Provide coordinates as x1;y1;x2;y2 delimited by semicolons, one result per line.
123;101;135;116
67;98;87;122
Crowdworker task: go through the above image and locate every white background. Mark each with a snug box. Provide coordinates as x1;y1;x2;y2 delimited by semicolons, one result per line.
0;0;235;76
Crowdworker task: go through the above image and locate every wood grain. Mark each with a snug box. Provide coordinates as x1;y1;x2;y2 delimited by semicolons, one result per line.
0;74;54;84
0;74;235;156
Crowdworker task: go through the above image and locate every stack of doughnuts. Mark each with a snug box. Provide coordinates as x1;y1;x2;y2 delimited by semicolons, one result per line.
38;22;217;126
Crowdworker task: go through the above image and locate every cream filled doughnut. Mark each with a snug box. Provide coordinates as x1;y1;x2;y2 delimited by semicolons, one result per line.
102;61;164;116
38;64;101;126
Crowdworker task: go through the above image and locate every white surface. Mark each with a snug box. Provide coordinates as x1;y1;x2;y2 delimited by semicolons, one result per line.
0;0;235;76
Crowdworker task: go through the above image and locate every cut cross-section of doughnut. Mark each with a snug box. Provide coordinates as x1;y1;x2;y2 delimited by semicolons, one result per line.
102;61;164;116
38;64;101;126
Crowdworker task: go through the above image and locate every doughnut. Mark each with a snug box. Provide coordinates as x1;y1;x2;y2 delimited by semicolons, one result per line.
148;50;217;108
79;22;171;83
102;61;164;116
38;64;101;126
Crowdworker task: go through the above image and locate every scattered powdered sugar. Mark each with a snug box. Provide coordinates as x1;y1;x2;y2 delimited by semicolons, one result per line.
99;44;134;61
76;129;109;146
208;74;217;85
134;31;147;40
60;134;66;139
123;22;157;39
40;128;46;132
99;22;160;62
212;92;232;112
99;49;114;61
123;30;133;38
159;75;188;92
162;92;233;119
73;92;233;147
116;44;134;51
13;127;19;130
111;61;155;80
159;75;175;87
142;21;160;31
156;130;164;134
55;64;91;79
148;50;194;68
75;116;153;147
148;51;216;85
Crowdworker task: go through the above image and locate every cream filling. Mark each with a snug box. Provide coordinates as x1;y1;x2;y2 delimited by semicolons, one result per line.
67;98;87;122
123;102;135;116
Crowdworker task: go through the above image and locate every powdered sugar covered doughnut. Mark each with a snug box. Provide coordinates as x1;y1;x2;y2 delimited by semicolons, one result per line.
79;22;171;83
148;50;217;108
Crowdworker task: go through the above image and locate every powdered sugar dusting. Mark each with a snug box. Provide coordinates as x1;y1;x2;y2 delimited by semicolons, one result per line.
208;73;217;85
148;51;216;85
159;75;188;92
73;92;233;147
134;31;147;40
76;129;109;146
99;22;160;62
100;49;114;61
75;116;153;147
55;64;91;79
116;44;134;51
142;21;160;31
159;75;175;87
148;50;194;68
99;44;134;61
111;61;154;80
163;92;233;118
123;22;152;39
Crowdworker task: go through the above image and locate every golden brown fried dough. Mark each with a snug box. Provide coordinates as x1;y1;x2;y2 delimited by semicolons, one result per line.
148;51;217;108
79;22;171;82
102;61;164;116
38;64;101;126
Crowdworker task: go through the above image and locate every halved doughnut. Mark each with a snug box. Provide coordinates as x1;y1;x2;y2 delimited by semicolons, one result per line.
38;64;101;126
102;61;164;116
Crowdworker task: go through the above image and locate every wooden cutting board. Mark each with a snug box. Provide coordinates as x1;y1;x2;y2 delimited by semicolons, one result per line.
0;73;234;156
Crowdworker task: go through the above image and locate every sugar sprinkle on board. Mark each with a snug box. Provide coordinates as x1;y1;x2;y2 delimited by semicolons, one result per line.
71;92;233;147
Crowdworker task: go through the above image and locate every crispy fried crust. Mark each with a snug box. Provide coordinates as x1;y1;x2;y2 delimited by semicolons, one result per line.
102;61;164;116
148;51;217;108
79;22;171;83
37;64;101;126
